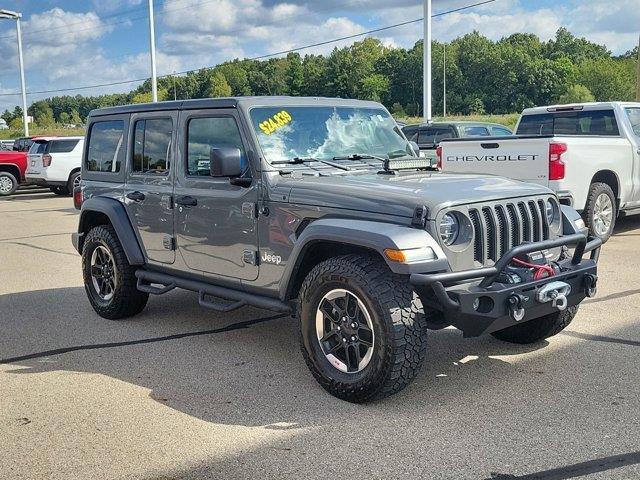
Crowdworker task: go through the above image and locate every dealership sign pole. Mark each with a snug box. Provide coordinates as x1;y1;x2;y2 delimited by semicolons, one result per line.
423;0;432;123
148;0;158;102
0;9;28;136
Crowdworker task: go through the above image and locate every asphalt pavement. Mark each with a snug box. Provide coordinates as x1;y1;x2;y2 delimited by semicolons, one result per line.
1;190;639;480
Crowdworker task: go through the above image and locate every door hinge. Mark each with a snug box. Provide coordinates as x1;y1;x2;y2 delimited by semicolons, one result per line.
163;235;176;251
242;250;257;265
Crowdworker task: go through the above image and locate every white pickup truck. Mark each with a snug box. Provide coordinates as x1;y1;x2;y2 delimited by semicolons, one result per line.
438;102;640;241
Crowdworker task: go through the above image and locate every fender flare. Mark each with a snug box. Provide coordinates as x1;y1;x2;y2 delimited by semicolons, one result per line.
561;204;588;236
76;196;145;265
280;218;449;299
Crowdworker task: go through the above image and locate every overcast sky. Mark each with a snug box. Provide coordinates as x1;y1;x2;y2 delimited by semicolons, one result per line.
0;0;638;111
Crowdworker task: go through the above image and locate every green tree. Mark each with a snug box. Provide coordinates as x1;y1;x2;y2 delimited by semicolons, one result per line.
203;71;232;98
59;112;71;124
360;74;390;102
558;84;595;103
1;109;12;124
31;102;55;127
70;109;83;125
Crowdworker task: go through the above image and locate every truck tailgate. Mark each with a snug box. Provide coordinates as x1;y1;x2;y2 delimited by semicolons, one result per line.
439;136;551;187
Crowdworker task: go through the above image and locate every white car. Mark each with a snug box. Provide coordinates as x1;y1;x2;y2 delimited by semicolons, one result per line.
438;102;640;241
25;136;85;195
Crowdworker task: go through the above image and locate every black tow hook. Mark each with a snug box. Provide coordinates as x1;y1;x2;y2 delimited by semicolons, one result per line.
584;274;598;298
507;294;528;322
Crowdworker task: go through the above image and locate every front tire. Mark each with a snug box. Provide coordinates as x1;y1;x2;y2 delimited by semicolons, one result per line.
583;182;616;242
491;306;578;344
0;172;18;196
298;254;427;402
82;225;148;319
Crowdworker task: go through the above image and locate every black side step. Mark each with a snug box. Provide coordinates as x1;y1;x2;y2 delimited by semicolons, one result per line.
135;270;292;314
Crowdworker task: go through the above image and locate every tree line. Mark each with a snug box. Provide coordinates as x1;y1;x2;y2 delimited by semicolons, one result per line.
1;28;638;129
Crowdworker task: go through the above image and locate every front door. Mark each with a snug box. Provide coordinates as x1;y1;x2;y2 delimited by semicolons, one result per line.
124;112;177;265
174;109;259;281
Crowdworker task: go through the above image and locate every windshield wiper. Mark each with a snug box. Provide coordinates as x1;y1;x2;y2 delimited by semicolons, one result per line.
273;156;352;171
332;153;388;162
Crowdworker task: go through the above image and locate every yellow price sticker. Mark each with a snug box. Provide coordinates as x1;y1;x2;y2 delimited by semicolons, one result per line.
259;110;292;135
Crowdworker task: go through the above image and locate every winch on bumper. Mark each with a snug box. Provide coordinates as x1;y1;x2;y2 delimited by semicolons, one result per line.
410;233;601;337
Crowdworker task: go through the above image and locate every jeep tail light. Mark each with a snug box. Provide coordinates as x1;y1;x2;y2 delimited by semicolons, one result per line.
548;142;567;180
73;187;83;210
42;153;52;167
436;145;443;169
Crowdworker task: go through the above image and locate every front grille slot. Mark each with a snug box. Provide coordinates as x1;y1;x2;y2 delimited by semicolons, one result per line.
466;198;550;266
469;209;483;263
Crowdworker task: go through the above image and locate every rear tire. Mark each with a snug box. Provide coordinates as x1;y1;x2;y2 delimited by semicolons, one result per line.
0;172;18;196
298;254;428;402
491;306;578;344
67;171;80;195
82;225;148;320
583;182;616;242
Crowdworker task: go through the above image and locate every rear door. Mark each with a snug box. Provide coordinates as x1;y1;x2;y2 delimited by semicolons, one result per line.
26;140;48;176
124;111;177;265
174;109;259;281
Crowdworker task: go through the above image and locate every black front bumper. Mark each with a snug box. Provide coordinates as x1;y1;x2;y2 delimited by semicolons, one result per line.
410;233;601;337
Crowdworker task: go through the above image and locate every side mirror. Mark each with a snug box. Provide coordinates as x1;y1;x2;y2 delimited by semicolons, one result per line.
409;141;421;157
210;147;243;177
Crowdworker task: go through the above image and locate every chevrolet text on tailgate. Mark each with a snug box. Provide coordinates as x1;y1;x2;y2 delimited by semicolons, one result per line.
438;102;640;242
72;96;601;402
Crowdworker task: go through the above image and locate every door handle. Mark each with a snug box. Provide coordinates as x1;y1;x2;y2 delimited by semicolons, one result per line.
176;196;198;207
126;191;145;202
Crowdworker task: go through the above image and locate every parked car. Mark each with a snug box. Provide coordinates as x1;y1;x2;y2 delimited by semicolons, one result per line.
25;136;84;195
437;102;640;241
0;149;29;196
72;96;600;402
0;139;15;151
402;121;513;164
12;136;35;152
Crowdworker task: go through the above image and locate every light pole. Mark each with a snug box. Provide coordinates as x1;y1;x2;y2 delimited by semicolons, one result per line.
423;0;432;123
0;9;29;136
147;0;158;102
443;43;447;118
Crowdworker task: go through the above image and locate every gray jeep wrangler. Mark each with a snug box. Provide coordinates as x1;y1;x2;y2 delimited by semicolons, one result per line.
72;96;601;402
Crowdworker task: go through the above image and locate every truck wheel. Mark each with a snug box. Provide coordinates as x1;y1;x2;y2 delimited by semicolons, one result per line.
67;172;80;196
82;225;148;320
298;254;427;402
0;172;18;196
491;306;577;344
583;182;616;242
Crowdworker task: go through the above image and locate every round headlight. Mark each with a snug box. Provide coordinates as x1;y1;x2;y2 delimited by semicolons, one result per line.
546;199;556;225
439;213;459;246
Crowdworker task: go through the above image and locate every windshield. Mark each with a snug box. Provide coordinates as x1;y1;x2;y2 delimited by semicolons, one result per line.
249;106;413;163
626;108;640;138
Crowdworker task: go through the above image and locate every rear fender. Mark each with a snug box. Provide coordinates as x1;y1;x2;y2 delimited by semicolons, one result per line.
75;196;145;265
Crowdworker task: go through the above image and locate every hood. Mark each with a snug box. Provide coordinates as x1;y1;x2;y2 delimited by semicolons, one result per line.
284;171;552;219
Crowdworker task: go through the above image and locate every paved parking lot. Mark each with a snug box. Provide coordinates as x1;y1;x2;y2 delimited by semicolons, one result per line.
1;191;639;480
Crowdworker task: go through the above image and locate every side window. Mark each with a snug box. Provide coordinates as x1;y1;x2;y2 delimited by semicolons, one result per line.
626;108;640;138
491;127;512;136
49;139;80;153
463;126;490;136
402;126;419;140
186;116;246;177
86;120;125;173
132;118;173;174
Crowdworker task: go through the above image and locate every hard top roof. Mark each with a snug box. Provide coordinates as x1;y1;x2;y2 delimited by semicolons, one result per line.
89;96;386;118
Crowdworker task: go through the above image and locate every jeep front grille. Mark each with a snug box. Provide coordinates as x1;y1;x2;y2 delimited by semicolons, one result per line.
469;199;550;265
